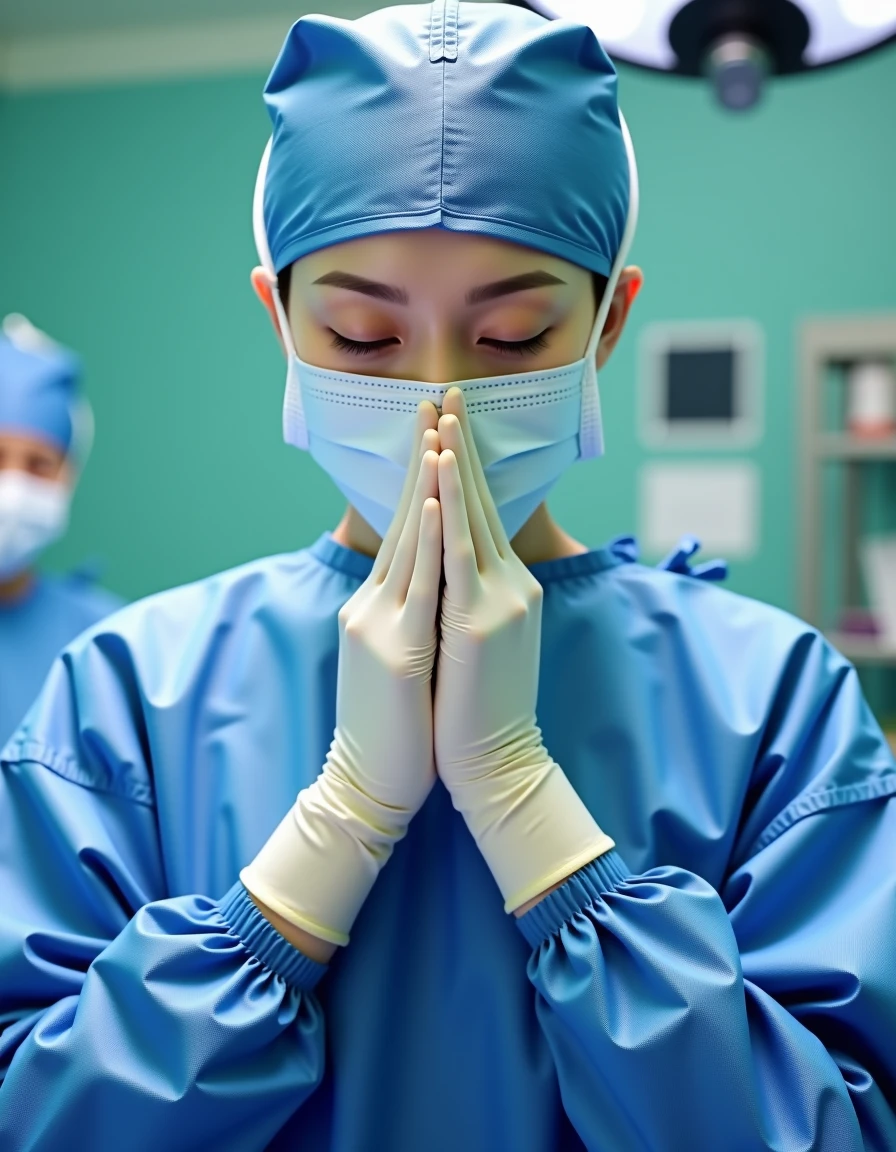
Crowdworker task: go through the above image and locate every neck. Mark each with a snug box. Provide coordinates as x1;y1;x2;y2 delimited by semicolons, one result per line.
508;502;588;565
331;502;587;566
0;568;36;605
331;506;383;559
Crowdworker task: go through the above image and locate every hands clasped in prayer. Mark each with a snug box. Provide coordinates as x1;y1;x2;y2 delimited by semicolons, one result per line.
334;386;612;914
241;387;611;950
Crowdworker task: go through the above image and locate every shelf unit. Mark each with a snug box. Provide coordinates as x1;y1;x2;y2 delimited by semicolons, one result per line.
799;315;896;706
814;434;896;461
823;633;896;666
801;315;893;649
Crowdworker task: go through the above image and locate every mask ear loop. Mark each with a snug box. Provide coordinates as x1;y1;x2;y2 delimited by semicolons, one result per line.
68;397;94;476
253;140;310;451
578;110;640;460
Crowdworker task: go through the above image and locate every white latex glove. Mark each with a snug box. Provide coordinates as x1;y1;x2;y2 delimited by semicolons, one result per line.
435;389;614;913
241;404;443;946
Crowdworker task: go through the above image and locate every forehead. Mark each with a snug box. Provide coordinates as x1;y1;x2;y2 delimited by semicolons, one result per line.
290;228;589;288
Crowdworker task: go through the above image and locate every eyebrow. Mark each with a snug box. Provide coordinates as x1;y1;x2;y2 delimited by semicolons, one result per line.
465;270;566;305
311;269;566;306
312;271;408;304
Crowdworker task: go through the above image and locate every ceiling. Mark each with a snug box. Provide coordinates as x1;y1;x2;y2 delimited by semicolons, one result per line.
0;0;312;37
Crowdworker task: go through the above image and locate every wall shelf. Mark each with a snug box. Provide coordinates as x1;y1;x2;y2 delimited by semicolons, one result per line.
813;434;896;460
799;316;896;680
824;633;896;666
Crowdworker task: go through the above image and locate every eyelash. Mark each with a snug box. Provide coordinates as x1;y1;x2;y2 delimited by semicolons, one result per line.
479;330;551;356
329;331;398;356
329;329;552;357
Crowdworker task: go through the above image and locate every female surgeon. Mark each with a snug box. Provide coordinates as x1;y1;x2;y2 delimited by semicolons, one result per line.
1;4;895;1150
0;316;122;747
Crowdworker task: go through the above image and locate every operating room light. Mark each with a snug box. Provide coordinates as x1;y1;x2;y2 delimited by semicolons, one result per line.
558;0;647;40
838;0;896;28
517;0;896;110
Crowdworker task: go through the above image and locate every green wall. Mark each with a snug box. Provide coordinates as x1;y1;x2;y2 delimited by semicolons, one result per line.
1;45;895;608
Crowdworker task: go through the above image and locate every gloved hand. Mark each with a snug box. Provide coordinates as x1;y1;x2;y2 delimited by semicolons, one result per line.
241;403;443;946
435;388;614;913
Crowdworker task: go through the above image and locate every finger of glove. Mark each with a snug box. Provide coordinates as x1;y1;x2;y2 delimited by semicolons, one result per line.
441;388;510;556
383;449;440;600
405;496;442;633
373;404;440;581
438;449;477;602
438;411;500;572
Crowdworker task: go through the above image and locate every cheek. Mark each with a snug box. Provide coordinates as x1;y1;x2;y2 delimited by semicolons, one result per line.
567;296;599;359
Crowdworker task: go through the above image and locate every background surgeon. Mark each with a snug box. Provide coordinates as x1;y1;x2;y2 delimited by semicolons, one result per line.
1;4;895;1151
0;316;122;747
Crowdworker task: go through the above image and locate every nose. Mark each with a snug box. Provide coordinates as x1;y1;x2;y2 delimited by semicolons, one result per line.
409;327;471;385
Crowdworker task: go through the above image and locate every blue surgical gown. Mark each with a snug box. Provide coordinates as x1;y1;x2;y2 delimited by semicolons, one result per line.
1;534;894;1151
0;572;123;748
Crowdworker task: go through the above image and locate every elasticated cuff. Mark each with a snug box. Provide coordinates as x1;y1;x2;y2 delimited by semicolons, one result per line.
516;849;631;948
219;881;328;990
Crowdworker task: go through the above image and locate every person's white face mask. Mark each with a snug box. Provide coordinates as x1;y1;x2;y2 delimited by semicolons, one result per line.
0;471;70;580
285;347;604;540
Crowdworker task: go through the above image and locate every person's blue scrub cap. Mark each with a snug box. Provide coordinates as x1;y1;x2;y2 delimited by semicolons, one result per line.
0;316;82;454
256;0;638;281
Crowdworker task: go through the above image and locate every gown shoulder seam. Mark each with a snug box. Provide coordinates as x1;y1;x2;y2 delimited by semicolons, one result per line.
745;773;896;858
0;737;155;807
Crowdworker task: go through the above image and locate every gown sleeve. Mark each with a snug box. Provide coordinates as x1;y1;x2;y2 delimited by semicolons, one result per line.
0;644;328;1152
517;629;896;1152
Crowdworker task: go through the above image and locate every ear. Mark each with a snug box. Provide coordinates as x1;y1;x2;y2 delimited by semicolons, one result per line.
596;266;643;370
250;265;286;356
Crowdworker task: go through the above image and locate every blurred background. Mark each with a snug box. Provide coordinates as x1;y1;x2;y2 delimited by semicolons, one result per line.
0;0;894;737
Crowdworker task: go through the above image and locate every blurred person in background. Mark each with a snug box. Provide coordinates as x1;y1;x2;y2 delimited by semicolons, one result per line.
0;315;123;746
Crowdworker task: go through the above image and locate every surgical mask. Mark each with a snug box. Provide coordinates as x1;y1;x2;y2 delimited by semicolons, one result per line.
253;115;639;537
285;342;603;540
0;472;70;579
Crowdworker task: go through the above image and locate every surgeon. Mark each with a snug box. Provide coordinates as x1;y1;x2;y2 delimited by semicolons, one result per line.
1;4;895;1150
0;316;122;746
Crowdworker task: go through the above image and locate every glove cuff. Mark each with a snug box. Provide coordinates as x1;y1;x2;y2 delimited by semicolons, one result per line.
446;748;615;913
241;766;414;947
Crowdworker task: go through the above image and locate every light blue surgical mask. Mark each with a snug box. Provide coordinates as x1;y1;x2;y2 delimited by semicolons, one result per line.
281;338;603;541
253;117;638;539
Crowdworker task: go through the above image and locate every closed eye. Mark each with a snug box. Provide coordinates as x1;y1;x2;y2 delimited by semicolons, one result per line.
28;459;57;478
478;329;551;356
330;330;400;356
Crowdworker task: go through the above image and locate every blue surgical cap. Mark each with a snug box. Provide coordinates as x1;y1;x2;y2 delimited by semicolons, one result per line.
262;0;629;277
0;325;80;452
